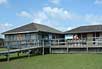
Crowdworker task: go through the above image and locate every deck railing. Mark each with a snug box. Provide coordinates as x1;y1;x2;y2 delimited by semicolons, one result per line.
50;37;102;47
4;39;51;49
4;37;102;49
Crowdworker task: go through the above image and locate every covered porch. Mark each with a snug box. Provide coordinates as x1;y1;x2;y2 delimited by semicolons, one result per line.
65;32;102;46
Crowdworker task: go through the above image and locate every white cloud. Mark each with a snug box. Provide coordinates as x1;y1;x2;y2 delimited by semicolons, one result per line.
0;0;8;5
90;22;102;25
33;6;73;31
0;0;7;5
16;11;32;18
16;7;102;31
94;0;102;4
33;6;73;22
0;22;13;37
16;6;74;31
33;12;48;23
43;6;72;20
0;22;13;31
49;0;61;5
67;27;73;30
84;14;102;25
16;5;102;31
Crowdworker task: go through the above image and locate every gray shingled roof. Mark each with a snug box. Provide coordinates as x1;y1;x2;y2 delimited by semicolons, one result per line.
65;25;102;34
3;23;62;34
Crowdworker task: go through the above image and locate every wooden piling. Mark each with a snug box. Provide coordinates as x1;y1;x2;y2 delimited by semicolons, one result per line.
86;44;89;53
49;40;52;54
42;40;44;55
66;41;69;53
17;52;19;57
7;49;10;62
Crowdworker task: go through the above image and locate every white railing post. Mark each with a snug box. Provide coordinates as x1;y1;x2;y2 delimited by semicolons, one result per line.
86;41;89;53
38;40;39;47
58;39;59;46
66;40;69;53
7;41;10;62
49;39;52;54
42;39;44;55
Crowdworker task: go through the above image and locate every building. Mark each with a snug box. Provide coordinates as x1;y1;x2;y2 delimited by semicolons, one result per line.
2;23;64;48
65;25;102;46
3;23;102;54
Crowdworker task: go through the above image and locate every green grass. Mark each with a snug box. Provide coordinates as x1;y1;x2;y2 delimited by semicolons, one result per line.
0;54;102;69
0;48;8;51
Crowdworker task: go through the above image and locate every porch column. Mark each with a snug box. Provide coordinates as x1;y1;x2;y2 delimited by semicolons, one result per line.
42;40;44;55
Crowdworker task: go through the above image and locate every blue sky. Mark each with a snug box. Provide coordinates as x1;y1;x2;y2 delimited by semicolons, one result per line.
0;0;102;37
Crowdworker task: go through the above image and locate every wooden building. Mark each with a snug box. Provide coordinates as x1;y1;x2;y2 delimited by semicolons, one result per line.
1;24;102;54
2;23;64;48
65;25;102;46
46;24;102;53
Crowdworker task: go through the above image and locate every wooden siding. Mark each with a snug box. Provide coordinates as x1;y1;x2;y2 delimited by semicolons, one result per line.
4;32;64;48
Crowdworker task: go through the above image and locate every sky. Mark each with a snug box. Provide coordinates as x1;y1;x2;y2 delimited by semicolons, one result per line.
0;0;102;37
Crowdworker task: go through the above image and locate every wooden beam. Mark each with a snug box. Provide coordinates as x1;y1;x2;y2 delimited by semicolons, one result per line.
17;52;19;57
49;40;52;54
27;50;31;57
7;51;10;62
66;41;69;53
42;40;44;55
7;42;10;62
86;44;89;53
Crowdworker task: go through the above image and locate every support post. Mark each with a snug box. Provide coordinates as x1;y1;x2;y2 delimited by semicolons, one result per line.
58;40;59;46
86;43;89;53
28;50;31;57
38;40;39;47
49;40;52;54
66;40;69;53
19;40;22;53
7;42;10;62
42;40;44;55
27;40;31;57
7;54;10;62
86;47;88;53
17;52;19;57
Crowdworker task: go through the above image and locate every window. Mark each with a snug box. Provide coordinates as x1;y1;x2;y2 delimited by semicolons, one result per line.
17;34;23;40
13;35;16;40
93;32;99;45
25;33;31;40
49;34;52;39
96;32;99;37
31;33;37;39
5;35;9;41
82;33;87;40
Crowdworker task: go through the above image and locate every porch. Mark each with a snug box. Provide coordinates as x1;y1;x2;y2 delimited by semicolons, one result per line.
4;37;102;48
1;38;102;61
4;37;102;53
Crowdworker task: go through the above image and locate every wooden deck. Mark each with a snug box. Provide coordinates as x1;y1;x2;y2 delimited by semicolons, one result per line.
51;45;102;48
0;46;42;55
1;39;102;61
0;45;45;61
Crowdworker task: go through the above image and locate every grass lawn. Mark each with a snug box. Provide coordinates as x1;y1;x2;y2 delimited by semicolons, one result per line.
0;54;102;69
0;48;8;51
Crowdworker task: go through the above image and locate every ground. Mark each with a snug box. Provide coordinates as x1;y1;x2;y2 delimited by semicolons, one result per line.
0;48;7;51
0;54;102;69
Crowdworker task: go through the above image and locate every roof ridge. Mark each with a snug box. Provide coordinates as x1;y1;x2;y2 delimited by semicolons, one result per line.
32;22;62;32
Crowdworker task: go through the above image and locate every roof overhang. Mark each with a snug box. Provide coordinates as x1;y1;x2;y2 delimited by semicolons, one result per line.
2;30;39;35
2;30;64;35
65;30;102;34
